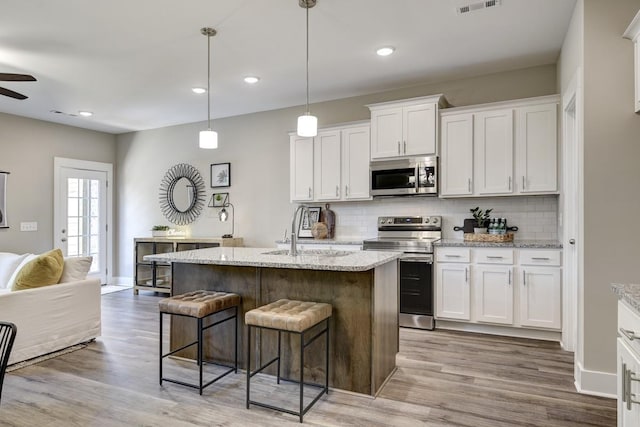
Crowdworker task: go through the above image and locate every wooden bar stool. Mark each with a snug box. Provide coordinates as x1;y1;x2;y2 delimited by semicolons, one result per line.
159;290;240;395
245;299;331;423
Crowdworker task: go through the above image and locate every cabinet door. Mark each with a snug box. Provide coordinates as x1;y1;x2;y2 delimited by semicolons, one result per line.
474;265;513;325
519;267;561;329
290;135;314;201
436;263;470;320
404;103;436;156
314;130;342;200
618;339;640;426
516;103;557;194
440;114;473;196
370;108;403;159
475;109;514;195
342;126;371;200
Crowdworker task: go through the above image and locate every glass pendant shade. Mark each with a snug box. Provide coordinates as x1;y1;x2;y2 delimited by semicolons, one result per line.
199;129;218;149
297;113;317;137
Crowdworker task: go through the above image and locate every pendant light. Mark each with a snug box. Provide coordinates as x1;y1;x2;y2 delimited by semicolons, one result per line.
297;0;318;138
199;27;218;149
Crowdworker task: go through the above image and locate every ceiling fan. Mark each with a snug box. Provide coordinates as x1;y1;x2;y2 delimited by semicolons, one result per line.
0;73;37;100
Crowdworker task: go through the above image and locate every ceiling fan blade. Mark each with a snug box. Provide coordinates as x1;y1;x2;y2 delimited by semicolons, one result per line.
0;86;28;100
0;73;36;82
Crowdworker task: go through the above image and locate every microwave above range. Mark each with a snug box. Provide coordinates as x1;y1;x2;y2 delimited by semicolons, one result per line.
370;156;438;197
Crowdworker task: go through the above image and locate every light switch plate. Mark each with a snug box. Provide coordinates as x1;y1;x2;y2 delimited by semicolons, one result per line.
20;221;38;232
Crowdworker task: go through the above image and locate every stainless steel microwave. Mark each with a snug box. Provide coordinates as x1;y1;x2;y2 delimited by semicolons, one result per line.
370;156;438;197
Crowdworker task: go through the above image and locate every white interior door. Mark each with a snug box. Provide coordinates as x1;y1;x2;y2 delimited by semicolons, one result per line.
54;158;112;284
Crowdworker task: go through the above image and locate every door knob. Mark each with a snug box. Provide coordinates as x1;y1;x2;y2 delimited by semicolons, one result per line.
569;239;575;245
61;238;67;242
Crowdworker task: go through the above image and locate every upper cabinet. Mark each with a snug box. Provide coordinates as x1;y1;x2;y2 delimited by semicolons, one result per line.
367;95;448;160
624;11;640;112
290;122;371;203
440;95;559;198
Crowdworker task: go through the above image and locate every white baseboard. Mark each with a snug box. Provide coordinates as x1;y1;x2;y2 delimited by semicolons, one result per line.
436;320;562;342
109;276;133;286
574;361;616;399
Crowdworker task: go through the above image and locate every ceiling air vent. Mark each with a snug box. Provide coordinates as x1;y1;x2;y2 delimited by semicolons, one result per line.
457;0;502;14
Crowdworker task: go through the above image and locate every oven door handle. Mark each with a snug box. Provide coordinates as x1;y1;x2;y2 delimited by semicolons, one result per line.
400;256;433;263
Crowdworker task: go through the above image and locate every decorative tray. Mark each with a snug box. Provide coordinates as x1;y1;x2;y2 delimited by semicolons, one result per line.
463;232;514;243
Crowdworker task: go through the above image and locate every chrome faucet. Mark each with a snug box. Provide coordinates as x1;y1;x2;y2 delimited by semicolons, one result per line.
290;204;308;256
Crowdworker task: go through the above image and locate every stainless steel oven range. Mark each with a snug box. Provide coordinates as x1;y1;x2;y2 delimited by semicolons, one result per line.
363;216;442;330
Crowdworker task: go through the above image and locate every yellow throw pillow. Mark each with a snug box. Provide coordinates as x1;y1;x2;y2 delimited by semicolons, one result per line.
11;249;64;291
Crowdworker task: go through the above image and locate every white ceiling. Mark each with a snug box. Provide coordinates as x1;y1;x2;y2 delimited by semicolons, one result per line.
0;0;576;134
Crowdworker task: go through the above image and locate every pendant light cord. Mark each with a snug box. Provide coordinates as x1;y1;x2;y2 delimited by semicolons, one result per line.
305;3;310;115
207;33;211;129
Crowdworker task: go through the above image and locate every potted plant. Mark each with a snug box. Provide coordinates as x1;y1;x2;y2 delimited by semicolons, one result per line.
151;225;171;237
470;207;492;234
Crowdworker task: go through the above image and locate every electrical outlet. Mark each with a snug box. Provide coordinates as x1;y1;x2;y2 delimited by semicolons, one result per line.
20;221;38;232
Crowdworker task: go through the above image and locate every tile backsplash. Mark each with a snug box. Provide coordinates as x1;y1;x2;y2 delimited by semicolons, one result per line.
321;195;558;241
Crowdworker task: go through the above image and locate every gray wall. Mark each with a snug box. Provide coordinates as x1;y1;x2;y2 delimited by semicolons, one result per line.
582;0;640;373
0;113;116;254
115;64;557;277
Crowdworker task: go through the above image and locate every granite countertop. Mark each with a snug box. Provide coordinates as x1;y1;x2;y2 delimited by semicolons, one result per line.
612;283;640;314
144;246;400;272
435;239;563;249
274;238;364;246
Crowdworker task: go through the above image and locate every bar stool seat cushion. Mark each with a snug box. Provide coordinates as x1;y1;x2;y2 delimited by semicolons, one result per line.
245;299;332;332
159;290;240;318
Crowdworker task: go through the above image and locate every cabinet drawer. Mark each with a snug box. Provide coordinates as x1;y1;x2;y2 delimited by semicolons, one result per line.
474;249;514;264
619;300;640;356
519;249;561;266
436;248;470;263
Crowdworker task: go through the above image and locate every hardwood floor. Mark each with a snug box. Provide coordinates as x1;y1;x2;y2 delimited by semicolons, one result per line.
0;291;616;426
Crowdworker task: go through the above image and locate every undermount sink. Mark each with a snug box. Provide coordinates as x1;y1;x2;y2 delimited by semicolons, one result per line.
261;249;352;257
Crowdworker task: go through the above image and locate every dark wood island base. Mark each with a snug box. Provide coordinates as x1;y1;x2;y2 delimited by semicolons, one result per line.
169;260;398;396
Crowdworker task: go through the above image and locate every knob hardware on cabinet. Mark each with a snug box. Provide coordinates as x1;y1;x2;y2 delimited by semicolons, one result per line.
335;185;339;197
397;141;401;154
569;239;576;245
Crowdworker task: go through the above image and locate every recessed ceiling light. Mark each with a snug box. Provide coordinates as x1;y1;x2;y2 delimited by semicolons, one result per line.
78;111;93;117
376;46;395;57
192;87;206;94
243;76;260;84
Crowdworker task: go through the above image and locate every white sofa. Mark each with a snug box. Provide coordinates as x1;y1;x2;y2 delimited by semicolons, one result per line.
0;253;101;365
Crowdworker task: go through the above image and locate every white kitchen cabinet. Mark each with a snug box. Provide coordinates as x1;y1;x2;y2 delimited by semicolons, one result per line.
624;11;640;112
440;113;473;196
314;130;341;201
475;109;514;195
436;262;470;321
368;95;447;160
290;135;314;201
440;95;559;198
516;103;557;193
435;247;562;333
518;249;562;330
341;126;371;200
290;122;371;202
617;299;640;426
435;248;471;321
473;249;514;325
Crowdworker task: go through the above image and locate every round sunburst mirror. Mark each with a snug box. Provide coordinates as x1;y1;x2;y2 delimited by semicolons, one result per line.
159;163;205;225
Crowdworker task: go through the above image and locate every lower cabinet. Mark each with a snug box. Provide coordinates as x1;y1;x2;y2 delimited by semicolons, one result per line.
435;246;562;333
436;262;470;320
617;299;640;425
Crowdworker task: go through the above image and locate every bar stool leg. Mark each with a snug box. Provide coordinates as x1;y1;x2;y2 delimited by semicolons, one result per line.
299;330;304;423
234;306;238;373
159;312;163;386
198;317;203;395
246;325;251;409
325;317;330;395
277;330;282;384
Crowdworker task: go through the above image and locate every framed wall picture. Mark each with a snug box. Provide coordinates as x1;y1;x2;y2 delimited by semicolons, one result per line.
210;163;231;188
0;171;8;228
297;206;321;238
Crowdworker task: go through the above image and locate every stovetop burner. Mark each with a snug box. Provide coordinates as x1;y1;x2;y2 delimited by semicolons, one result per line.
363;216;442;253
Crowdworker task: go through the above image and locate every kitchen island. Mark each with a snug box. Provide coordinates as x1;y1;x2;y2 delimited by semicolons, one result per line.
146;247;401;396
